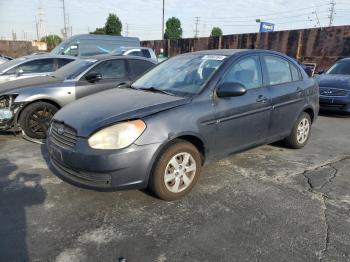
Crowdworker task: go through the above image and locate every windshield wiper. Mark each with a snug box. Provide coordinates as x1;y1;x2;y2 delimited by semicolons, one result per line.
137;87;175;96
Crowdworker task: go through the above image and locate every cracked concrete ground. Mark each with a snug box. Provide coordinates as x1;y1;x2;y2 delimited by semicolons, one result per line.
0;115;350;262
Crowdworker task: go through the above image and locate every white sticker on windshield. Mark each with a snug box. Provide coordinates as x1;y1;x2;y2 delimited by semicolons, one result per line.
202;55;226;61
84;59;98;63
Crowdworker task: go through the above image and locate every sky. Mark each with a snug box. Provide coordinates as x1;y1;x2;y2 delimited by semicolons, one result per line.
0;0;349;41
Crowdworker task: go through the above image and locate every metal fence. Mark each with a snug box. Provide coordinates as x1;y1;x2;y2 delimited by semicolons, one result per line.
141;25;350;71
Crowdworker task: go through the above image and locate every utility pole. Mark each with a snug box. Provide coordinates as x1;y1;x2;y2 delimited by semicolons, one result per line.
194;17;200;38
126;24;129;36
328;0;336;27
36;0;46;40
62;0;68;38
162;0;165;40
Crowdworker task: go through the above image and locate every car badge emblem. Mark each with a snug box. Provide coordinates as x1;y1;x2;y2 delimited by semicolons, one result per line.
57;125;65;135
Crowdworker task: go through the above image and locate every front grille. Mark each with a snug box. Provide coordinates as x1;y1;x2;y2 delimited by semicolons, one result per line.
50;121;77;150
319;87;349;97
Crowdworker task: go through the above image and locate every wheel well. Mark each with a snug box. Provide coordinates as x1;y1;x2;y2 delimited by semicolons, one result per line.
16;99;61;123
304;108;315;123
176;135;206;163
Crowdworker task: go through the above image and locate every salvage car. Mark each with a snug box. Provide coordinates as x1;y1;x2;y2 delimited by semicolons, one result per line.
47;49;319;200
317;58;350;114
112;47;157;63
0;55;76;84
0;56;156;139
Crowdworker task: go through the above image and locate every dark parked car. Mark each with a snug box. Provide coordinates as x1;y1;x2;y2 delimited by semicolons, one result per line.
0;56;156;139
47;49;319;200
316;58;350;114
0;55;76;84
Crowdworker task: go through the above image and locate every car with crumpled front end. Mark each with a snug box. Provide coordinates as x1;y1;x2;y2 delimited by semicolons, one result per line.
0;56;156;140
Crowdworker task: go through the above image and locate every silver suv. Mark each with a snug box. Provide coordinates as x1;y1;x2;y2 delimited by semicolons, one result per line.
112;47;157;62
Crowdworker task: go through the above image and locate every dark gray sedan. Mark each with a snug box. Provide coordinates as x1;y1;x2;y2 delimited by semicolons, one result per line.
0;56;156;139
47;49;319;200
317;58;350;114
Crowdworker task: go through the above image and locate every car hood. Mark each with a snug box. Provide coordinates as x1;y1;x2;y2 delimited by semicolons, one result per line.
54;88;190;137
316;74;350;89
0;76;63;95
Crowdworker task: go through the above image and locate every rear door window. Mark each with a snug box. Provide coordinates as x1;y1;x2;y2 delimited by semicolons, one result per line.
88;59;127;79
290;63;302;81
141;50;151;58
128;50;143;57
264;56;293;85
128;59;155;78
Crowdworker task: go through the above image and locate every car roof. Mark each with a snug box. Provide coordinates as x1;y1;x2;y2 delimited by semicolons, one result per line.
337;57;350;62
183;49;290;57
115;46;152;51
21;54;77;60
87;54;157;63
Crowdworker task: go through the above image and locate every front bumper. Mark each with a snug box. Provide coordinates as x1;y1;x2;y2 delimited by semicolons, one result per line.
319;95;350;113
47;136;162;190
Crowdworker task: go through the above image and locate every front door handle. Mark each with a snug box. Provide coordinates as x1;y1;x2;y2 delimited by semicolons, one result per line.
296;87;303;96
256;95;268;103
116;82;130;88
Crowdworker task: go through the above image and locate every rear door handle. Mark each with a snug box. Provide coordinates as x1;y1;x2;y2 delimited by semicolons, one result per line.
256;95;268;103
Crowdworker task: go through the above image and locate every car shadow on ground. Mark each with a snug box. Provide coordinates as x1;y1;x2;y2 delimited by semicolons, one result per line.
319;111;350;118
0;159;46;261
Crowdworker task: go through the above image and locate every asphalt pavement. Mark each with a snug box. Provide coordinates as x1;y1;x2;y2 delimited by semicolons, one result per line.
0;115;350;262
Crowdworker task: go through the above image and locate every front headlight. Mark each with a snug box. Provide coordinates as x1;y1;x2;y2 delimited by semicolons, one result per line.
88;119;146;150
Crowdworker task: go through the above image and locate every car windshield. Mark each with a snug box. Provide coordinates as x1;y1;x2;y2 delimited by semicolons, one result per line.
50;42;66;55
132;54;227;96
52;59;97;80
327;60;350;75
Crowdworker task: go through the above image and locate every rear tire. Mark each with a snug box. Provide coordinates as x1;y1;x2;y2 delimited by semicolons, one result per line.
149;140;202;201
19;102;58;139
284;112;312;149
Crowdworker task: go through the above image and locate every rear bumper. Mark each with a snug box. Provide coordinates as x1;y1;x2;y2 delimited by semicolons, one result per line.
46;136;162;190
319;96;350;113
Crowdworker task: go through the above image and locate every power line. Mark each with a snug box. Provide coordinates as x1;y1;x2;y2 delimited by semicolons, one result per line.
199;3;331;20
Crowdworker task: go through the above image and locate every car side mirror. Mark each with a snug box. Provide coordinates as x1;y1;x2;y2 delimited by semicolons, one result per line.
16;68;23;77
216;82;247;98
85;73;102;83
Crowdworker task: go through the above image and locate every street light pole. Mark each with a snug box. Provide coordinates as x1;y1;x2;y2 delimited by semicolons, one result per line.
162;0;165;40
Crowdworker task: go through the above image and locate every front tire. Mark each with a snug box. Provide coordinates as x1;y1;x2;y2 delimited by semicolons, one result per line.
149;140;202;201
19;102;58;139
285;112;312;149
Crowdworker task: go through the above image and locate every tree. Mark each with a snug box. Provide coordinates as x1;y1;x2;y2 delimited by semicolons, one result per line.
211;27;223;37
40;34;62;50
164;17;183;40
92;27;106;35
91;13;122;36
